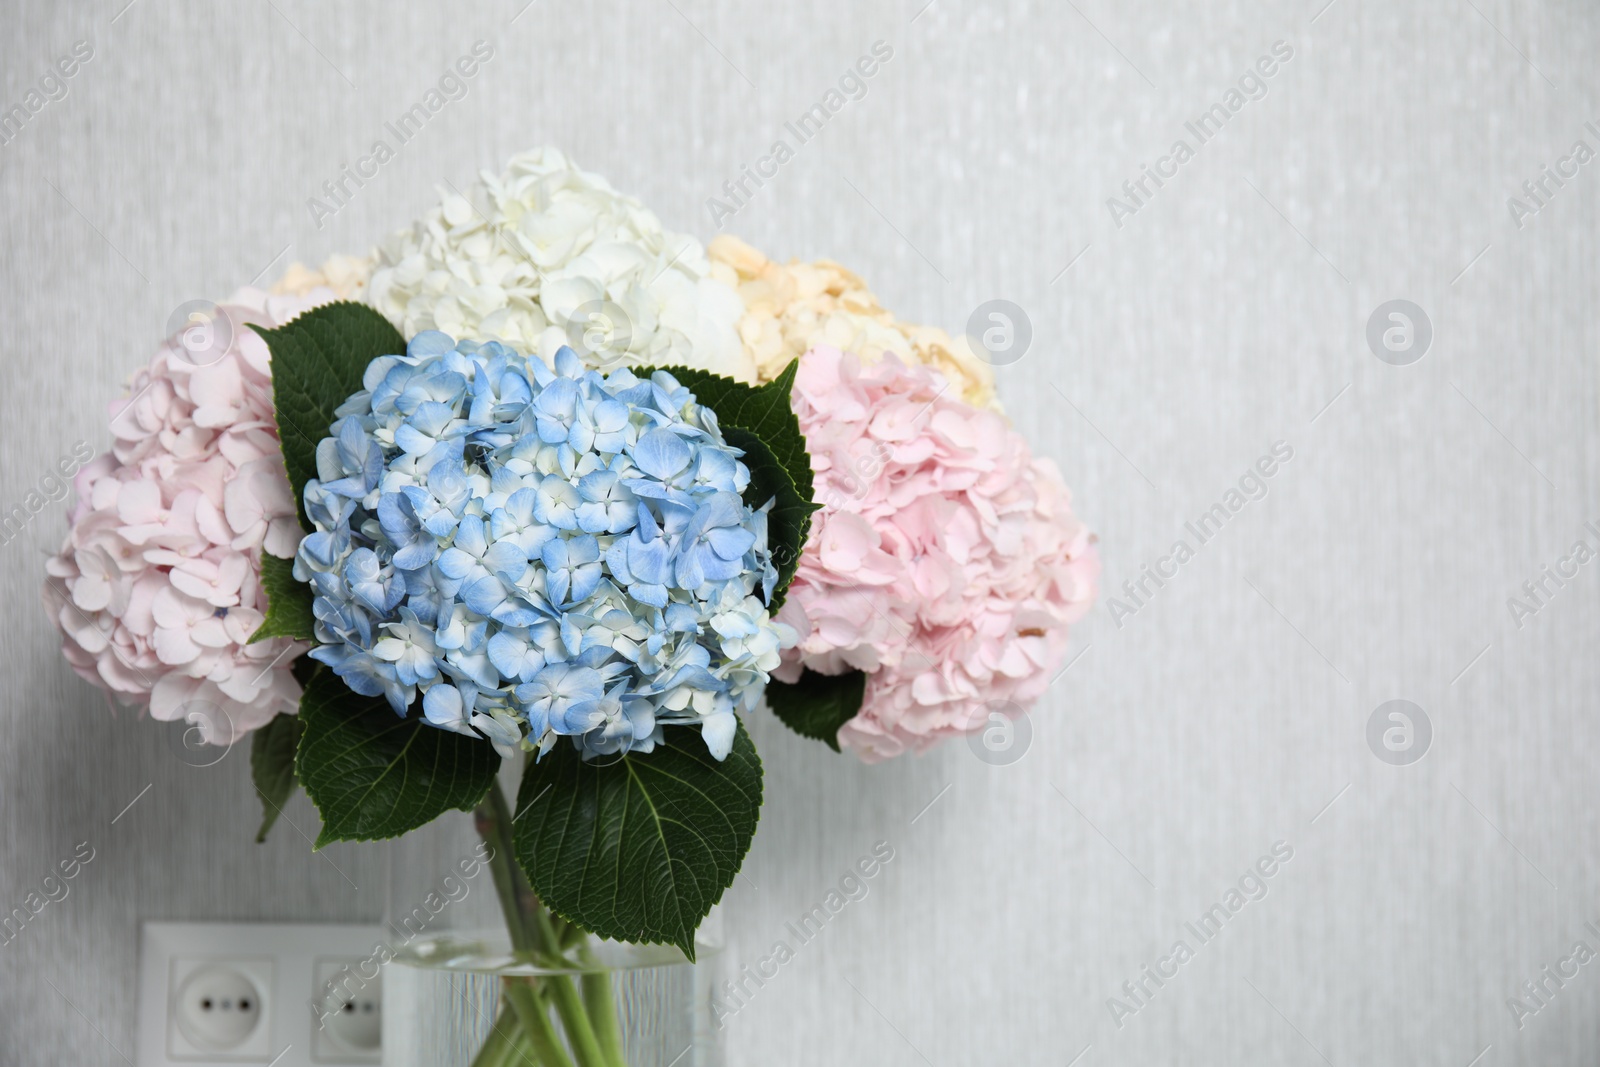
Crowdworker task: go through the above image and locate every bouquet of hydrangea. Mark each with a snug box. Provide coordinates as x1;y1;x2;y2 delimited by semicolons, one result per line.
43;147;1096;1065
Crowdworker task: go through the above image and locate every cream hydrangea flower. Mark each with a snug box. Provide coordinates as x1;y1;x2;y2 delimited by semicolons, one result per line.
708;235;999;410
271;254;372;300
365;147;753;381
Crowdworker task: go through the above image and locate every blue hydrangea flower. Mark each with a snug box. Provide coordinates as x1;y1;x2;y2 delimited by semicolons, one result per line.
295;334;796;761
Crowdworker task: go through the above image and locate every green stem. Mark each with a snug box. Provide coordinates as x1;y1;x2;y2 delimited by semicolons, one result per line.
467;997;523;1067
581;966;627;1067
504;978;577;1067
539;899;624;1064
501;1017;552;1067
540;967;610;1067
473;779;621;1067
476;783;537;954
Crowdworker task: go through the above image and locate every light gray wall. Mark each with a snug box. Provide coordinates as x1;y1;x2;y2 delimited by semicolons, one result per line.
3;0;1598;1063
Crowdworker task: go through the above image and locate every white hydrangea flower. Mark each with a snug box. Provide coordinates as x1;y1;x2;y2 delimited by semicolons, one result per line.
367;147;755;382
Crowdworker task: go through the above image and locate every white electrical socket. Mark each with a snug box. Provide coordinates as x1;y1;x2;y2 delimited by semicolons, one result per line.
309;959;381;1063
167;957;274;1060
137;923;386;1067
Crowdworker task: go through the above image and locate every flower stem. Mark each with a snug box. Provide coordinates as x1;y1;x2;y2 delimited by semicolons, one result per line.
466;1016;511;1067
474;779;622;1067
581;967;628;1066
504;979;577;1067
467;996;528;1067
476;783;537;954
539;966;611;1067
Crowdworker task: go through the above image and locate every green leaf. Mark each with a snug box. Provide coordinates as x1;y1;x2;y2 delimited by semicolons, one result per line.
251;301;406;530
512;720;764;960
251;712;303;842
249;552;315;644
766;668;866;752
295;668;500;848
248;303;398;649
638;360;819;609
720;427;812;612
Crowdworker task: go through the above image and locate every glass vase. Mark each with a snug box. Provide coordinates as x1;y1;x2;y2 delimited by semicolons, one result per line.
373;775;726;1067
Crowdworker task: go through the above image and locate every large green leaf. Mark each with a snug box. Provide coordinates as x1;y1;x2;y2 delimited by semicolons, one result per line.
295;669;500;848
766;668;866;752
512;721;763;960
639;361;819;609
249;302;399;650
250;301;405;529
720;427;811;611
249;552;315;644
251;711;303;842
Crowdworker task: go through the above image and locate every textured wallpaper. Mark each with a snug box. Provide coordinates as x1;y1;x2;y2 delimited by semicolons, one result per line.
1;1;1597;1064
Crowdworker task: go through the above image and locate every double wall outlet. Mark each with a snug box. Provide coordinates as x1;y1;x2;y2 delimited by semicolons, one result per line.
136;923;386;1067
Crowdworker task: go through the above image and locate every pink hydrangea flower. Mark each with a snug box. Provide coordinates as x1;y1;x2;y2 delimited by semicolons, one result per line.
41;287;332;744
773;345;1098;761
